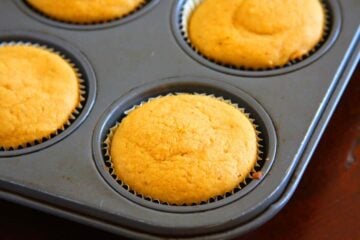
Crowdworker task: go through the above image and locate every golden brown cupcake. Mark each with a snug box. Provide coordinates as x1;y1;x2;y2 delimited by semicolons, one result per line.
26;0;145;24
109;94;258;205
0;45;80;149
187;0;325;68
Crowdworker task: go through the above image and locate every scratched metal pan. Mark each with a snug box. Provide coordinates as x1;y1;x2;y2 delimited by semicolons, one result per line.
0;0;359;239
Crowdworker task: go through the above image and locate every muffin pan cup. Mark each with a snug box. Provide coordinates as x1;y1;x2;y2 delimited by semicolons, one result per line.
173;0;339;76
94;78;275;212
16;0;160;30
0;31;96;156
0;0;359;239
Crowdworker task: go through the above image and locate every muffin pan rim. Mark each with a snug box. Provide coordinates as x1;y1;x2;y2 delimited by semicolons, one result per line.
15;0;160;30
0;30;97;157
92;76;277;213
171;0;342;77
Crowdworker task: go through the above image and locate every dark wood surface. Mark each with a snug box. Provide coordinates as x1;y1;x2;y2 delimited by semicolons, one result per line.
1;66;359;240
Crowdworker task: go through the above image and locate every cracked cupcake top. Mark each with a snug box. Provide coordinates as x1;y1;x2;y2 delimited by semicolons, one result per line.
187;0;325;68
109;94;258;205
0;45;79;149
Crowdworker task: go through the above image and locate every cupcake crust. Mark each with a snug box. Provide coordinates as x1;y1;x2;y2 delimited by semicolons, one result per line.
0;45;79;149
110;94;258;205
26;0;145;23
188;0;325;68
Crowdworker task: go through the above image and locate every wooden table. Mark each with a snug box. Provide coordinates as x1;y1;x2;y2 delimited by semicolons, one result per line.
1;66;359;240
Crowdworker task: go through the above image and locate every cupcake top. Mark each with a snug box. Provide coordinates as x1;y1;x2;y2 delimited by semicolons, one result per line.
109;94;258;205
188;0;325;69
26;0;145;24
0;45;80;149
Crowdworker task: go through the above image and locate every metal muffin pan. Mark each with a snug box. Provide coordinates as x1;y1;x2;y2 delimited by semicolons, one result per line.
0;0;359;239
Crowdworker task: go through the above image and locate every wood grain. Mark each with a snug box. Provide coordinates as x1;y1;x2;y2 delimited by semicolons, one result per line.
1;66;359;240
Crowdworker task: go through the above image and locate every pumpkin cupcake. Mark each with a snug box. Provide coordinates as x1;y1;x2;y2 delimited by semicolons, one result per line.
0;44;80;149
185;0;325;69
107;94;259;205
26;0;146;24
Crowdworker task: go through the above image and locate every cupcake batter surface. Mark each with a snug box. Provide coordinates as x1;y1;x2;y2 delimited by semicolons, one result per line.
188;0;325;68
110;94;258;205
26;0;145;23
0;45;79;149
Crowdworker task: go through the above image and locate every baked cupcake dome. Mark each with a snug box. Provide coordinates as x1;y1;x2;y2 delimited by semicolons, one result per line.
26;0;145;24
188;0;325;69
0;45;80;149
109;94;258;205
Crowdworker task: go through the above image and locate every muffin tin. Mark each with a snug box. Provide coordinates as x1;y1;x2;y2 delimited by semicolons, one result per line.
0;0;359;239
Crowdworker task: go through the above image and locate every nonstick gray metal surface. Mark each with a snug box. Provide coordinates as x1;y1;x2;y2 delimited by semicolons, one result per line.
0;0;359;239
